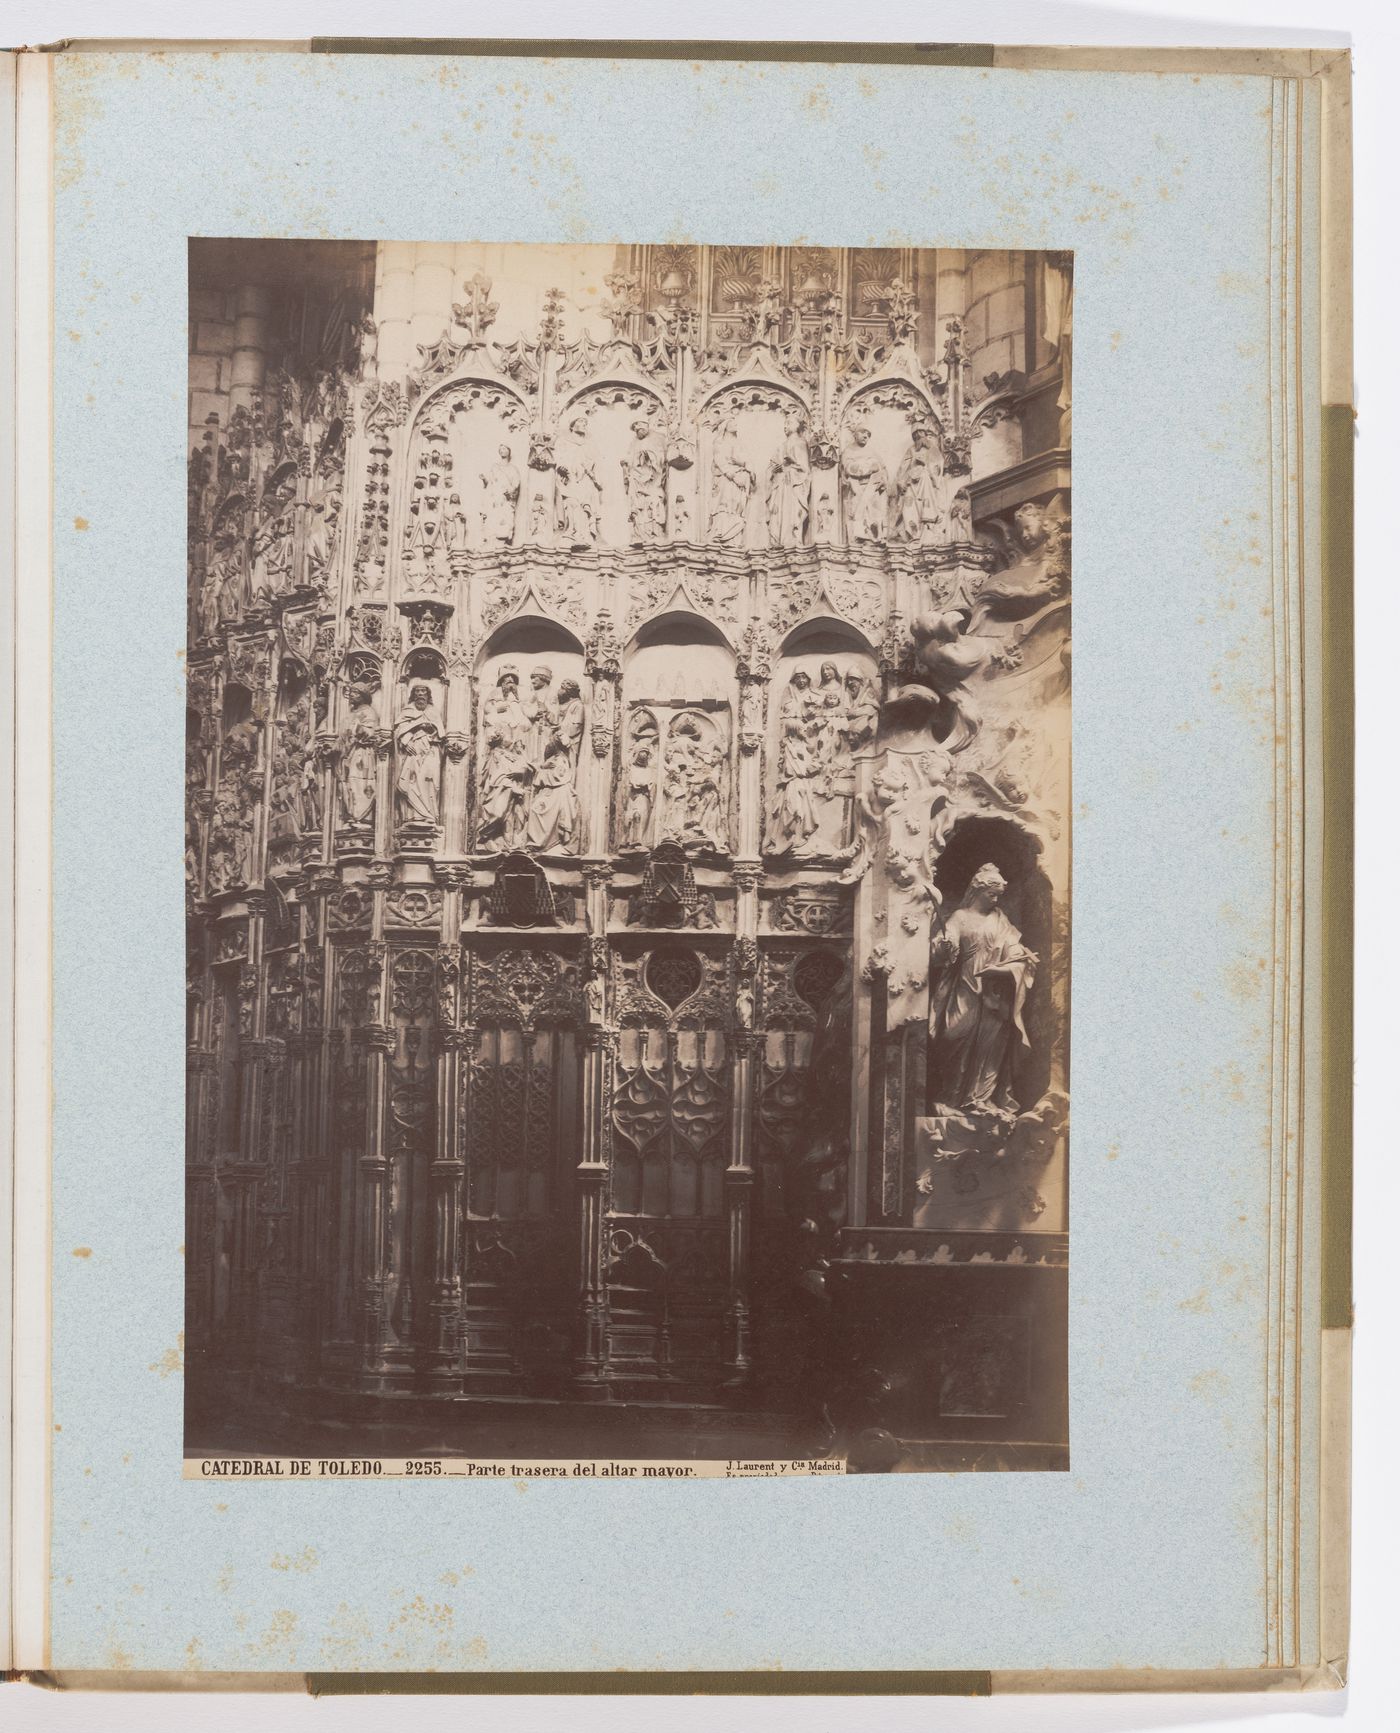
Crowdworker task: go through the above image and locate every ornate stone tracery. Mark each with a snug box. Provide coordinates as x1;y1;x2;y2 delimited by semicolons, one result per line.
187;243;1070;1442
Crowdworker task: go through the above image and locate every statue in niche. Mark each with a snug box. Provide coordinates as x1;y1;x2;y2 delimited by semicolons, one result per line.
403;492;445;585
769;662;880;856
893;424;943;544
709;417;755;547
478;666;532;851
662;716;727;851
355;312;378;380
208;717;259;891
840;423;890;544
768;670;822;852
622;418;666;544
554;416;601;549
207;792;252;893
525;676;585;853
195;560;223;640
766;410;811;548
528;489;551;542
268;698;311;849
251;503;296;601
949;487;973;541
303;494;331;590
480;444;520;546
844;668;879;749
211;535;249;627
523;664;558;764
297;722;323;832
621;738;657;850
585;970;607;1027
444;492;470;554
337;672;381;826
478;728;531;851
394;682;445;828
928;863;1037;1113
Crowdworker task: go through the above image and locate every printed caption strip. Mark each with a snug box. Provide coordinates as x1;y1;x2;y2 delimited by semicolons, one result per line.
184;1457;849;1480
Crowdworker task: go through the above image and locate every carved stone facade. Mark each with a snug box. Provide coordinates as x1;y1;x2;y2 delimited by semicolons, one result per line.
187;242;1070;1459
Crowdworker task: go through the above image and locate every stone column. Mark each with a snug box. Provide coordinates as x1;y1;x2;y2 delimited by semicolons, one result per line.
227;284;270;417
426;1022;470;1388
372;722;395;862
584;614;622;857
736;622;772;858
725;878;762;1377
572;1022;613;1394
441;651;472;858
374;240;418;384
355;1012;395;1382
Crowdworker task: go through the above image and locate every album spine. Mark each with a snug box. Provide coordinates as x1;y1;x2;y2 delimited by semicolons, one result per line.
6;42;54;1683
1315;45;1353;1694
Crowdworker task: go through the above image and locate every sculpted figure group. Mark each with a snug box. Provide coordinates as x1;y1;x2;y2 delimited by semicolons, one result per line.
384;407;966;560
478;663;586;854
620;709;729;854
768;661;879;856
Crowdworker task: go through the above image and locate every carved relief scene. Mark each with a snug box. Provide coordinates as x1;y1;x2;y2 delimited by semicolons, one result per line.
186;240;1072;1469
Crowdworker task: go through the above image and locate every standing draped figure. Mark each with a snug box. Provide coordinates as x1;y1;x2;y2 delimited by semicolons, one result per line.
766;410;811;548
337;673;381;827
928;864;1037;1112
393;682;444;827
622;419;666;544
709;418;754;547
840;423;889;544
554;417;601;549
525;678;586;853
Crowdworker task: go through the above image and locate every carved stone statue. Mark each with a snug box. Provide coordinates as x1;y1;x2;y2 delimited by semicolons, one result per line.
303;493;331;588
477;666;532;851
196;561;223;640
212;537;249;626
480;444;521;546
524;676;585;853
662;715;727;851
840;423;889;544
268;698;313;856
709;418;754;547
251;503;296;600
622;418;666;544
893;424;943;544
404;491;445;585
887;608;997;752
585;971;607;1026
766;410;811;548
621;739;657;851
444;491;470;553
394;682;444;828
928;863;1037;1113
768;670;821;852
337;674;381;826
554;417;600;549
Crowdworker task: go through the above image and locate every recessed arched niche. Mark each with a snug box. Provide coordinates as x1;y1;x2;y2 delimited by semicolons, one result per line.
839;383;945;546
474;618;588;856
699;383;812;551
765;620;879;859
930;813;1054;1111
556;384;667;548
618;614;734;856
268;658;319;869
406;383;531;577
